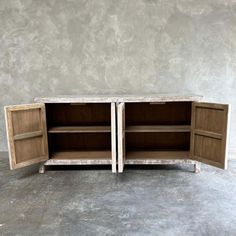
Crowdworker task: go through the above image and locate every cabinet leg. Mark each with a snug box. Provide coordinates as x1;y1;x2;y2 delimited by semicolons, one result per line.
194;162;201;173
39;164;46;174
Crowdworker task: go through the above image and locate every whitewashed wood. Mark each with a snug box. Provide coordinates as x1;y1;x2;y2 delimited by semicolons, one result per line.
125;151;191;164
39;164;46;174
34;94;203;103
45;159;112;165
5;106;13;170
111;102;117;173
125;159;196;165
225;104;231;170
46;151;112;165
194;162;201;173
117;102;125;173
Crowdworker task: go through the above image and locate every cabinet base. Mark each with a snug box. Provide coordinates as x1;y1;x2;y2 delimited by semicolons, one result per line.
38;160;201;173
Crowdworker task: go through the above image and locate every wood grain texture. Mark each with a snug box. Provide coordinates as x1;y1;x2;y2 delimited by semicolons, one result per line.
194;129;222;140
190;102;229;169
14;130;43;141
5;103;48;170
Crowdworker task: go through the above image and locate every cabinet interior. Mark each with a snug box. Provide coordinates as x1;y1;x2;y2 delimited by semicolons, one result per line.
125;102;192;160
46;103;112;161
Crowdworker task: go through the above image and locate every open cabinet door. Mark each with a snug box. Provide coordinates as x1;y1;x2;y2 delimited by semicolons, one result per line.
5;103;49;170
190;102;229;169
118;102;125;173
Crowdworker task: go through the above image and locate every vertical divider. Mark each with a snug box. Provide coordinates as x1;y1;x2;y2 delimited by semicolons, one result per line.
190;102;195;160
118;102;125;173
111;102;117;173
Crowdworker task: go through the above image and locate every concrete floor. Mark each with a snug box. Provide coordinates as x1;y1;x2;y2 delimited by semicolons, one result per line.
0;154;236;236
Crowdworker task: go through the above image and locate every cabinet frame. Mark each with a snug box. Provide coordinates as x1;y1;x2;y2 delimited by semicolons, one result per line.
5;96;230;174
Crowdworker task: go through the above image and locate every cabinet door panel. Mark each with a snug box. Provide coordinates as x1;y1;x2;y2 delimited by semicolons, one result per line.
5;103;49;169
191;102;229;169
118;103;125;173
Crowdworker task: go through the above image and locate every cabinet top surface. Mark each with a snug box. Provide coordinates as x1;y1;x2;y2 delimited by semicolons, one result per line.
34;94;203;103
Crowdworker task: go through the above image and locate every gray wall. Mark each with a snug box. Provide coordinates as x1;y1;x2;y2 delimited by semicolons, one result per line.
0;0;236;155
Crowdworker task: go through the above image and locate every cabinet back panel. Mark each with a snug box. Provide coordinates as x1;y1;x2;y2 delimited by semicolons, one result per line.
49;133;111;152
126;102;191;125
126;133;190;151
46;103;111;127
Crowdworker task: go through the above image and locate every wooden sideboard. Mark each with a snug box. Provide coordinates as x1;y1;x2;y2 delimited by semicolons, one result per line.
4;94;230;173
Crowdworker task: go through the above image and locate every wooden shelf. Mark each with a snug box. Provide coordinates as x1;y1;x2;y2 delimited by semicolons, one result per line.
125;151;192;164
125;125;191;133
47;151;112;165
48;126;111;133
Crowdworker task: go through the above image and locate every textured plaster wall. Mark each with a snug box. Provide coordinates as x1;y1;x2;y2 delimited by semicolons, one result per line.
0;0;236;154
